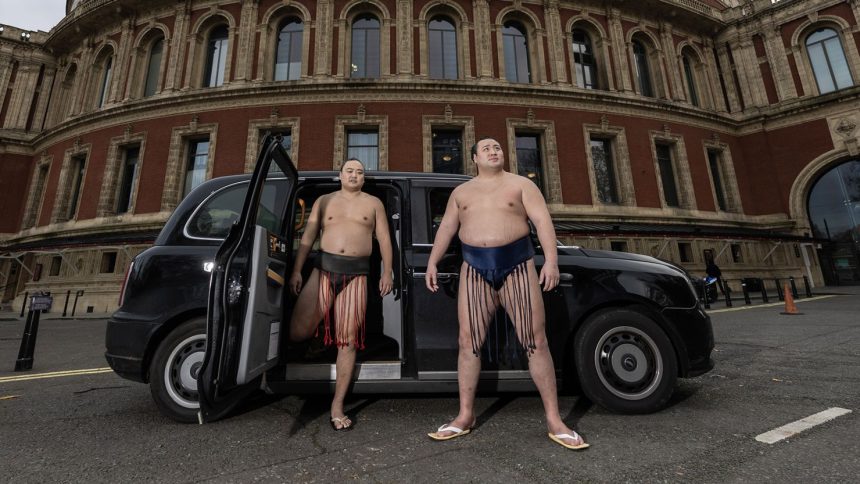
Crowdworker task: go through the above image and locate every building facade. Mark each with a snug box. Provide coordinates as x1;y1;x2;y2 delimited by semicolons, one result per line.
1;0;860;313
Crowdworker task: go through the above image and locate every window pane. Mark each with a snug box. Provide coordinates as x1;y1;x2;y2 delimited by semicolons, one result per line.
187;184;245;238
184;140;210;197
808;42;836;93
116;147;140;214
572;30;596;89
352;17;380;79
503;23;529;83
432;129;463;174
144;38;163;97
429;18;458;80
67;156;86;219
516;134;543;193
275;20;303;81
347;130;379;170
590;138;618;203
98;57;112;107
824;37;853;89
205;26;229;87
633;41;653;97
656;144;679;207
708;150;727;211
684;55;699;106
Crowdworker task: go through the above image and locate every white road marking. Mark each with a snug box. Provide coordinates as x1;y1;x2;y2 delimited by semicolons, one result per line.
707;294;837;313
0;367;113;384
755;407;852;444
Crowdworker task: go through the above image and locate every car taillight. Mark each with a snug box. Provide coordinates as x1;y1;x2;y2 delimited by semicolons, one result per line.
118;260;135;307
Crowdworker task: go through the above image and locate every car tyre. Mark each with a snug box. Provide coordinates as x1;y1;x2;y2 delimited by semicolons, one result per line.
574;307;677;414
149;317;206;423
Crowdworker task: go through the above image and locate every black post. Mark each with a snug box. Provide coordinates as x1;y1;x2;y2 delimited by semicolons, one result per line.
760;278;769;303
725;282;733;307
789;276;799;299
14;309;40;371
71;290;84;317
19;291;28;317
62;290;71;317
700;279;710;309
742;280;751;305
803;276;813;297
775;279;784;301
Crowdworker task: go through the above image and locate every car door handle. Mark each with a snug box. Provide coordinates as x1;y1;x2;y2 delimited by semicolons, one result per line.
412;272;459;279
560;273;573;282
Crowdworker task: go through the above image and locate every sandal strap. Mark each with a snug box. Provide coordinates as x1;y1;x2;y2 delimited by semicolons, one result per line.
436;424;464;433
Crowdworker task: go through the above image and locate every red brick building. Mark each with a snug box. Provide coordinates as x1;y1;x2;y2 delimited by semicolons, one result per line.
2;0;859;313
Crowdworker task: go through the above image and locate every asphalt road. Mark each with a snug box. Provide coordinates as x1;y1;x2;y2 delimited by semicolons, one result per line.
1;288;858;483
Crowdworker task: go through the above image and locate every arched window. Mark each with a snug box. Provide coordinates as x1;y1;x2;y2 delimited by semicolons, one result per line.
96;54;113;108
428;16;458;80
806;27;853;94
682;50;699;107
632;39;653;97
351;15;380;78
275;18;303;81
143;37;164;97
503;21;530;83
808;159;860;284
204;25;229;87
572;29;597;89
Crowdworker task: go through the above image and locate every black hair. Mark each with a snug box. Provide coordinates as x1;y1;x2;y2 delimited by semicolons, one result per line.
470;136;498;160
341;157;365;172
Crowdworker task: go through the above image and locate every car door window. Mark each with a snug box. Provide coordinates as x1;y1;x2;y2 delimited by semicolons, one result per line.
187;181;288;240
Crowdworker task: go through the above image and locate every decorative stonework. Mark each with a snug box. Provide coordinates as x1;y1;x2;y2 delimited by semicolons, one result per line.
161;120;219;212
246;117;301;172
421;106;476;175
702;138;743;214
51;143;92;224
97;130;147;217
649;130;697;211
505;116;562;204
582;122;636;207
333;111;388;170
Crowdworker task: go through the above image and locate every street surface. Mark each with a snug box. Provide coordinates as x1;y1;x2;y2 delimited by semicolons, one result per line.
1;287;858;483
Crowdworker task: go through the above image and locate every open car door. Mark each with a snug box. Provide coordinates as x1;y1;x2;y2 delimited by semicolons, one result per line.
198;134;298;422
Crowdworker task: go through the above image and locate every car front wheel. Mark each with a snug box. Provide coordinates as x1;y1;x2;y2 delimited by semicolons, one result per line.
149;317;205;423
574;307;677;414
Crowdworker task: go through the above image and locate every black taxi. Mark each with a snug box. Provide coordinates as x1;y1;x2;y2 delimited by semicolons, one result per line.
105;136;714;422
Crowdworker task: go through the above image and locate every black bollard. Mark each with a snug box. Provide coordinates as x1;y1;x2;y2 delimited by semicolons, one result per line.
62;290;71;317
760;278;769;303
803;276;813;297
19;291;28;317
789;276;799;299
71;290;84;317
742;280;751;305
725;283;733;307
699;279;710;309
15;308;40;371
775;279;784;301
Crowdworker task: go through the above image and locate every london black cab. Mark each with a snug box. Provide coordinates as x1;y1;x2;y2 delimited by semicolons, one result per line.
105;136;714;422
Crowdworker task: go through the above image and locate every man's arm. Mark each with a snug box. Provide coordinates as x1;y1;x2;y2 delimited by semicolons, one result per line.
425;191;461;292
289;196;323;295
521;180;559;291
374;198;394;296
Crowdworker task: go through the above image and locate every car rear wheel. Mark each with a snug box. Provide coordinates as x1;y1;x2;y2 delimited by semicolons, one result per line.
574;307;677;414
149;317;205;423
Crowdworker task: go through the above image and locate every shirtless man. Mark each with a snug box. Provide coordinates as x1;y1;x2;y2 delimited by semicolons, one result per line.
425;137;588;450
289;158;393;431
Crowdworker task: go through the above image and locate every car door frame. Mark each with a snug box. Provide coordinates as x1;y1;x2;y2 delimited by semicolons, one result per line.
197;134;298;423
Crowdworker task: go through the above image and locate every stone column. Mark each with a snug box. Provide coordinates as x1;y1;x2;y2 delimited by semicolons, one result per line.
473;0;494;79
28;66;56;131
659;21;683;100
543;0;567;84
396;0;413;76
234;0;259;82
314;0;333;77
729;36;767;109
715;42;741;112
164;3;190;91
762;22;797;101
3;63;40;129
70;41;94;116
701;39;728;112
111;17;135;104
607;8;631;92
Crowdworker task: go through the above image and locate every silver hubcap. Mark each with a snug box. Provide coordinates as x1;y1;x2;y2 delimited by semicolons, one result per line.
594;325;663;401
164;334;205;409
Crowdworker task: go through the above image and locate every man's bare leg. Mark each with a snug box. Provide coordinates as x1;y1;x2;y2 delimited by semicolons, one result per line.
289;269;325;342
432;263;494;438
501;260;585;447
329;276;367;430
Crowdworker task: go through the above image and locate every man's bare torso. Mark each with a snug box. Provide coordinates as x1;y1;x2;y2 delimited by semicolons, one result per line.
454;172;530;247
318;191;378;257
